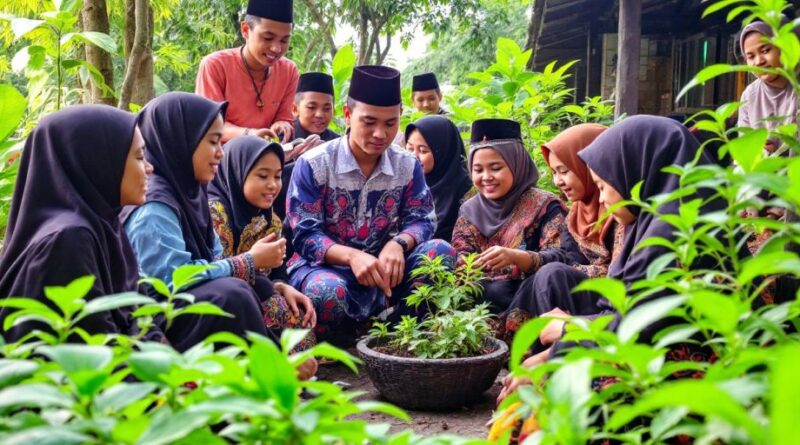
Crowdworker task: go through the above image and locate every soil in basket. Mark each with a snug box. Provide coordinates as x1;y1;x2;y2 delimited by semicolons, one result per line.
372;343;499;358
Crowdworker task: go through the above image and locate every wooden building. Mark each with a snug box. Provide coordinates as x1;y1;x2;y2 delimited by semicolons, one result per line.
527;0;800;118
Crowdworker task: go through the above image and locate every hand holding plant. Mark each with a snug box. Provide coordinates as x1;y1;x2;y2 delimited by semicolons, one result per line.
248;233;286;269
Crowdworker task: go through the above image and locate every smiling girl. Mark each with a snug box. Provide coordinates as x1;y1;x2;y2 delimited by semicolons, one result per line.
451;119;582;314
208;136;317;350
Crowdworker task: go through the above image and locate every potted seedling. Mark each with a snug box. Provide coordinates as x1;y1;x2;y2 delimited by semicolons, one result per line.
357;254;508;410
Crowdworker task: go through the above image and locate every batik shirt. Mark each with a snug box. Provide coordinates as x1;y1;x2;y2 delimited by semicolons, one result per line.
286;137;435;272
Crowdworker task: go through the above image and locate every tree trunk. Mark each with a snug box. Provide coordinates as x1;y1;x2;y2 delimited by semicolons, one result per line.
357;4;370;65
376;32;391;65
615;0;641;118
82;0;115;105
119;0;154;110
524;0;546;70
131;5;155;106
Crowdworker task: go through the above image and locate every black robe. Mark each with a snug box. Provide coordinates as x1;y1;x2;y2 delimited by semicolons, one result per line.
0;105;162;343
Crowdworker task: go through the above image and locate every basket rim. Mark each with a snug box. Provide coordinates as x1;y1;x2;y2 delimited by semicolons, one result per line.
356;334;508;365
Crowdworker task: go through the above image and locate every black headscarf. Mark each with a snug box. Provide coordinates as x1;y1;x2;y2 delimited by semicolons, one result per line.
130;92;227;261
405;115;472;240
208;135;285;248
0;105;140;338
578;115;724;285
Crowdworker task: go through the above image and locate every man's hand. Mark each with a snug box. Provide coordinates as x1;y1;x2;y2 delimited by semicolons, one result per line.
379;241;406;289
248;127;278;140
349;250;391;297
270;121;294;143
286;134;323;161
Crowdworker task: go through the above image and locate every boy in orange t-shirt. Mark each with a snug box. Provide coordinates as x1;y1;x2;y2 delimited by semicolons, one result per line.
196;0;298;143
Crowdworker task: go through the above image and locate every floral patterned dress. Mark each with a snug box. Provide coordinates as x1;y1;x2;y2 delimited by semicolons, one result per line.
209;200;315;351
451;188;582;312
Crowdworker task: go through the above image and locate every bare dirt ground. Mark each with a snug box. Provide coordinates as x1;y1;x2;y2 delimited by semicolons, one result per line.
317;356;509;439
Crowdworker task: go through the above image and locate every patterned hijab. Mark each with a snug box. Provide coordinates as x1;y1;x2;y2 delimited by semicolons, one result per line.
127;92;228;262
208;135;285;248
541;124;611;247
404;115;472;240
460;137;539;238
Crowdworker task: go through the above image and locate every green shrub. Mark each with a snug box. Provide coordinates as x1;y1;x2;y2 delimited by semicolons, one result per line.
0;265;480;444
494;1;800;443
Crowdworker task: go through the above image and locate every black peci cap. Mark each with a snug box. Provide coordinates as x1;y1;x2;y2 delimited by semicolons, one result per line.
412;72;440;92
470;118;522;143
246;0;293;23
347;65;401;107
297;72;334;96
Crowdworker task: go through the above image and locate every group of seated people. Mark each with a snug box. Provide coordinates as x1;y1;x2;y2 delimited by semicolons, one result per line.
0;18;795;409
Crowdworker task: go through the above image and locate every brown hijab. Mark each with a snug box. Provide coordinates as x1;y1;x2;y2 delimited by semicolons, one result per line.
541;124;611;247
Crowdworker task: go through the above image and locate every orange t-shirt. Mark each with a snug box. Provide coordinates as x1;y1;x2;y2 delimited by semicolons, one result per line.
195;48;298;133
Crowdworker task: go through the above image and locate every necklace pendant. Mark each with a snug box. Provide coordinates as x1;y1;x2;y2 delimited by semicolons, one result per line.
256;99;263;110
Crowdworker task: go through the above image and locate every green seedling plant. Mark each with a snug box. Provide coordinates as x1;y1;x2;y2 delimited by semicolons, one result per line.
370;253;495;359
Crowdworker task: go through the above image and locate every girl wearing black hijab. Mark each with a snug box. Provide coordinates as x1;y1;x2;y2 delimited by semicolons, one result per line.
404;115;474;241
498;115;730;403
123;92;290;353
208;135;316;350
0;105;156;342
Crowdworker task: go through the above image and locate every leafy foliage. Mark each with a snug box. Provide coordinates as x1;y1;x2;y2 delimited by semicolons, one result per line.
0;267;478;444
490;1;800;443
370;254;495;359
435;37;615;194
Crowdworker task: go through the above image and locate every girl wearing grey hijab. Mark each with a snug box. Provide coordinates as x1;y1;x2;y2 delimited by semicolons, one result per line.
452;119;582;315
738;20;798;153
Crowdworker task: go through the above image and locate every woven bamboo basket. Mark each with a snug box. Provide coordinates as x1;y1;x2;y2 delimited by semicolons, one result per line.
356;335;508;411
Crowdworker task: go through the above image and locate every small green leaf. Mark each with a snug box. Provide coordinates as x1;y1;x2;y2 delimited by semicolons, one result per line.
94;382;157;413
617;295;687;343
44;275;95;315
356;400;411;422
70;31;116;53
174;302;232;318
38;344;113;374
0;383;74;413
134;408;211;445
129;349;179;383
79;292;155;319
332;44;356;83
771;344;800;444
0;359;39;389
0;427;92;445
0;84;26;142
573;278;628;313
171;264;209;291
300;342;360;373
509;317;550;371
726;128;767;172
739;252;800;286
10;18;45;41
280;328;311;354
138;277;171;298
248;333;298;411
